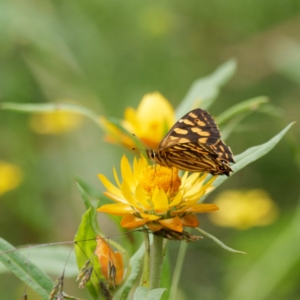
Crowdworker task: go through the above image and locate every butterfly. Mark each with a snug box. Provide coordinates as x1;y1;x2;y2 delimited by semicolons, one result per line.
146;108;234;176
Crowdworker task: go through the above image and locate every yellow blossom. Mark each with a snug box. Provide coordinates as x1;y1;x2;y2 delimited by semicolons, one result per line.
0;161;22;196
209;189;279;230
97;155;218;232
29;110;83;134
100;92;175;149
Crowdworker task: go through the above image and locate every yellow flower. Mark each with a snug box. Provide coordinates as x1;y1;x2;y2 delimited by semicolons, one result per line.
100;92;175;149
97;155;218;232
209;189;279;230
29;110;83;134
0;161;22;196
95;237;124;287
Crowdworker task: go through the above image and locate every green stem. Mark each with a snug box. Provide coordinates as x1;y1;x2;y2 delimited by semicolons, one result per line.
141;230;150;288
150;235;164;289
169;238;188;300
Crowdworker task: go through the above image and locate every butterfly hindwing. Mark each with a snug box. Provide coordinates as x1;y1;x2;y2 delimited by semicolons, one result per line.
210;140;235;163
158;142;226;174
159;108;221;149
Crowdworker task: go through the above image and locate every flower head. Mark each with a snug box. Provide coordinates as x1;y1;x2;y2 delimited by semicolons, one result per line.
97;155;218;232
0;161;22;196
209;189;279;230
100;92;175;149
29;110;83;134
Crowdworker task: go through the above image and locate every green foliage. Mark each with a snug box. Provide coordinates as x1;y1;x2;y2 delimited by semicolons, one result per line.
176;59;237;118
0;238;53;300
134;287;166;300
74;208;101;299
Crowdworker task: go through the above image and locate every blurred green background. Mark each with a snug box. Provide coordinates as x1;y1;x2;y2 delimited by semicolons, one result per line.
1;0;300;299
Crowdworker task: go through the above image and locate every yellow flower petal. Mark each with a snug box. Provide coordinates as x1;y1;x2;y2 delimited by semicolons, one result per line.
209;189;278;229
168;191;182;207
0;161;22;196
147;223;164;232
29;110;83;134
113;167;121;189
103;191;128;204
121;155;135;192
153;189;169;213
135;183;151;209
98;174;123;199
120;214;148;228
158;216;183;232
97;203;134;216
120;181;137;206
172;203;218;215
181;214;199;227
140;213;161;221
182;172;202;189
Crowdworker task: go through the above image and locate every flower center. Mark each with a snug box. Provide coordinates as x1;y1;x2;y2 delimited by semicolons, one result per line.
139;166;181;196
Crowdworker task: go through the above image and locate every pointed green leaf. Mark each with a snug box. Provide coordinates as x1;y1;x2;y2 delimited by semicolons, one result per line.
176;59;236;118
0;102;100;125
0;246;78;277
212;122;294;190
0;238;53;299
148;288;167;300
215;96;269;125
134;287;149;300
74;208;101;299
133;287;166;300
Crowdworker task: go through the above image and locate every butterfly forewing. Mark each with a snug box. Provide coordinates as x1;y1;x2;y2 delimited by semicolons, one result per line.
159;108;221;149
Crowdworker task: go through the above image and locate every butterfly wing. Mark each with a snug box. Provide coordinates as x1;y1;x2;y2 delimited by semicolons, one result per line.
211;140;235;163
159;108;221;149
157;142;232;175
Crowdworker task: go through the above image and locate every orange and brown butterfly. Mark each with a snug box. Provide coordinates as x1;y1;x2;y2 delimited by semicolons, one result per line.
146;108;235;176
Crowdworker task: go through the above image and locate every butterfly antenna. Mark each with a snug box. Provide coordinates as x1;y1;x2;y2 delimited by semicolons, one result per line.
131;133;148;151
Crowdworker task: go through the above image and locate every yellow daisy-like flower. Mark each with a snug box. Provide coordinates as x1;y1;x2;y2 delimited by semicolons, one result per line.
97;155;218;232
209;189;279;230
0;161;22;196
100;92;175;149
29;110;83;134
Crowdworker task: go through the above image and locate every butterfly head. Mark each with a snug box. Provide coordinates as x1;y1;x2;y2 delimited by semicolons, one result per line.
146;149;157;162
215;159;233;177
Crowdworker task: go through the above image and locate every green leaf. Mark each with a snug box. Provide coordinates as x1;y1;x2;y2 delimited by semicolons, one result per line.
74;208;101;299
134;287;148;300
0;246;78;277
211;122;294;191
0;238;53;299
215;96;269;125
0;102;100;125
176;59;237;118
134;287;166;300
104;116;145;149
74;177;104;199
226;197;300;300
76;182;94;211
148;288;167;300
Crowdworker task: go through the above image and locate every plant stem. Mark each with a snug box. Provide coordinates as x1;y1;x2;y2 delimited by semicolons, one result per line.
141;230;150;287
169;238;188;300
150;235;164;289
